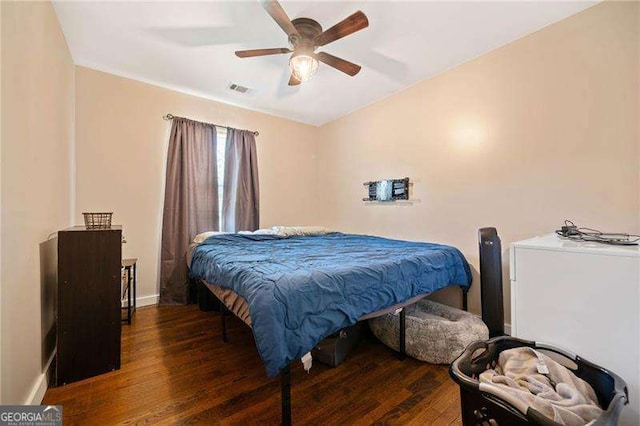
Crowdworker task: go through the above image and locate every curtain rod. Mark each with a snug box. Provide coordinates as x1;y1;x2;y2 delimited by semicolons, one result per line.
163;114;259;136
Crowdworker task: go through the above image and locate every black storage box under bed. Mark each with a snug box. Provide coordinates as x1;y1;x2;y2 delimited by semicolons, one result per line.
312;322;365;367
450;336;628;426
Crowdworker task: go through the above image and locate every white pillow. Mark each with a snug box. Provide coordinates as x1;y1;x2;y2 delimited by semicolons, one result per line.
193;231;228;243
253;228;278;235
271;226;332;237
193;227;328;242
237;228;278;235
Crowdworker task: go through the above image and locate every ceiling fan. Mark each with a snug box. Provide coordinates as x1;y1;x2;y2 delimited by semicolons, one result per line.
235;0;369;85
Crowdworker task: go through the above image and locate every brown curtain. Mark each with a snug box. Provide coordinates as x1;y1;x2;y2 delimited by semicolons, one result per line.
160;118;219;305
222;129;259;232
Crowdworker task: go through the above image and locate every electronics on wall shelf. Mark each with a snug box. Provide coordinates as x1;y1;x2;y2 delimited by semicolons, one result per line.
363;178;410;202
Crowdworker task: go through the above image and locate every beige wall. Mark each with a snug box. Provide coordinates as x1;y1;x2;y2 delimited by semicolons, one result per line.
74;67;319;303
0;0;637;406
316;1;640;322
1;1;75;404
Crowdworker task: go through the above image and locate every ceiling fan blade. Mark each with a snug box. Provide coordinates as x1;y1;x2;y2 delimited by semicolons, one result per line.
316;52;361;76
314;10;369;47
235;48;291;58
259;0;300;38
288;74;301;86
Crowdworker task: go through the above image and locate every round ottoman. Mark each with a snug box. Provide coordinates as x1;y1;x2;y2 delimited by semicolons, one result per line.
369;299;489;364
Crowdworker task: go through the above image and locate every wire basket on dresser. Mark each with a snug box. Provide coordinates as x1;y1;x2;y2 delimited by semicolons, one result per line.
83;212;113;229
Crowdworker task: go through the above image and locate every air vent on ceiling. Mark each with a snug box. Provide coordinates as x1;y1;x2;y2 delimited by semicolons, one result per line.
227;83;252;95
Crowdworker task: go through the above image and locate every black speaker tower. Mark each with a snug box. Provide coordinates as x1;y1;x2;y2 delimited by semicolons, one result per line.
478;227;505;337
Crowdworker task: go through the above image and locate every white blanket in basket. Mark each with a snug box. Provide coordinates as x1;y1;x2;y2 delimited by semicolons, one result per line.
479;347;603;426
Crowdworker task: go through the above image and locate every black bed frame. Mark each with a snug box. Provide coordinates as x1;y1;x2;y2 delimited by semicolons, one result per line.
195;227;506;425
199;280;468;426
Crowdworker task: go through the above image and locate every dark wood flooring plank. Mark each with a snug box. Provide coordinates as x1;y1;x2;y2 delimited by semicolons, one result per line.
43;305;462;425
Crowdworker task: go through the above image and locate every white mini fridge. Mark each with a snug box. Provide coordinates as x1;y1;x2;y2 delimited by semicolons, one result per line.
510;233;639;425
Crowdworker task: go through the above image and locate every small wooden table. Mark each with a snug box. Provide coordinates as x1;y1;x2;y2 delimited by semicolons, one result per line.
122;258;137;324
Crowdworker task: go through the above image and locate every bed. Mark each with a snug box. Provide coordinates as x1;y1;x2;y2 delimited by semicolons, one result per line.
189;231;472;424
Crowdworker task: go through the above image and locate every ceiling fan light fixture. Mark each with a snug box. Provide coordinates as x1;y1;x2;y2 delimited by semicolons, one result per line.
235;2;369;85
289;52;318;83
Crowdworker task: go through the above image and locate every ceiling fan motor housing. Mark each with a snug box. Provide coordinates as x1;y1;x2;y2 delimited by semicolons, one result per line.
289;18;323;51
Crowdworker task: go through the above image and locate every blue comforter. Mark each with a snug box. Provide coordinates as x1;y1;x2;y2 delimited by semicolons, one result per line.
190;233;471;376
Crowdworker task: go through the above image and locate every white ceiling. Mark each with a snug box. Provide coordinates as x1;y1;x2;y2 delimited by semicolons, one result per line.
53;1;596;126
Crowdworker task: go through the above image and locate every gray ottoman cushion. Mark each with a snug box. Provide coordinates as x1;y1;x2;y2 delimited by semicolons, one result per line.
369;299;489;364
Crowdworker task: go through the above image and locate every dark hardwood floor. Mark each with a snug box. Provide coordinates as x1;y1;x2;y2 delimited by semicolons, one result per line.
43;305;462;425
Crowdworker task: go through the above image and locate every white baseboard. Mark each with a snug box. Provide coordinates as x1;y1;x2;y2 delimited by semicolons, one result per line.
121;294;159;308
472;313;512;336
136;294;159;307
24;350;56;405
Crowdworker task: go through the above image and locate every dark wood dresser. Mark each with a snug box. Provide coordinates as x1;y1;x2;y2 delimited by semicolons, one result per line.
56;225;122;386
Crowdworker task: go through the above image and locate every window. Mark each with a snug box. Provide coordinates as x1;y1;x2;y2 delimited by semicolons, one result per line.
216;128;226;229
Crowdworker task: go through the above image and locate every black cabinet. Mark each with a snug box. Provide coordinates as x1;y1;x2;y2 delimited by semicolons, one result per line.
56;226;122;385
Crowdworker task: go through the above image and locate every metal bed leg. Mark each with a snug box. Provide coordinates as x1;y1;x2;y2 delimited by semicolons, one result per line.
221;306;228;343
281;365;292;426
398;308;406;360
127;266;132;324
462;288;468;312
133;262;137;313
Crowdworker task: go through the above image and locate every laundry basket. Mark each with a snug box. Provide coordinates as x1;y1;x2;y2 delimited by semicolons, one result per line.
450;336;628;426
